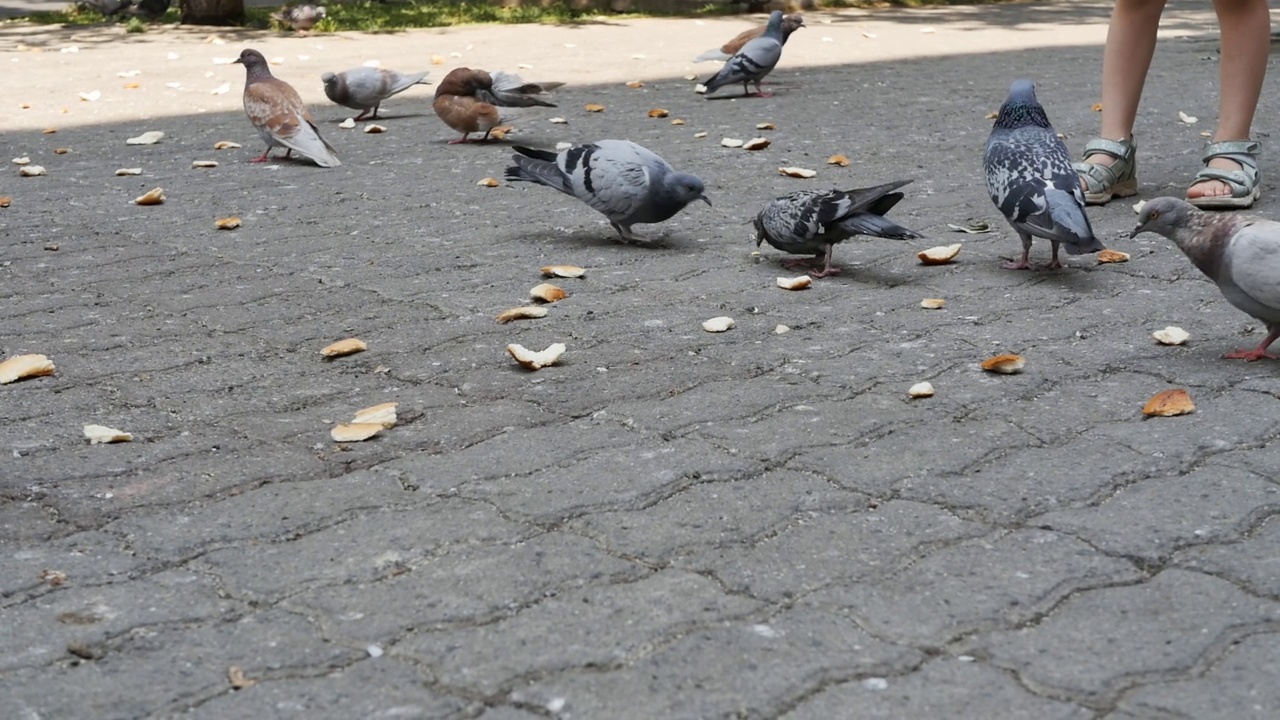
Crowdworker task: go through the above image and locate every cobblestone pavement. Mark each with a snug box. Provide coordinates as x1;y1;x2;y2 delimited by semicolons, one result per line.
3;2;1280;718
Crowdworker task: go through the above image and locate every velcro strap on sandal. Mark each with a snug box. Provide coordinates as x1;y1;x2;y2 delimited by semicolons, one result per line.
1202;140;1260;164
1081;137;1135;161
1193;167;1255;193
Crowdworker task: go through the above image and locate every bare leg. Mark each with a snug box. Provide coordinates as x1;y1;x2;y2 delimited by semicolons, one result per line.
250;149;273;163
1080;0;1166;179
1004;233;1034;270
448;133;472;145
1222;327;1280;361
752;80;773;99
1187;0;1269;200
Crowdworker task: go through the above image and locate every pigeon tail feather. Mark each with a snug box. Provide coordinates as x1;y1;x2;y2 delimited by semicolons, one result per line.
505;146;572;195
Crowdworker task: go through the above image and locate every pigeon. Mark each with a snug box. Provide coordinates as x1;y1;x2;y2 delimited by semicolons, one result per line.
754;181;923;278
322;68;431;121
693;13;806;63
984;78;1104;269
1132;197;1280;361
79;0;133;15
504;140;711;244
702;10;786;98
234;48;340;168
433;67;563;144
128;0;170;20
272;4;326;33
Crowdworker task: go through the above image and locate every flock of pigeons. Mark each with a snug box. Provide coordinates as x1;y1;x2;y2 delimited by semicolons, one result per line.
228;11;1280;361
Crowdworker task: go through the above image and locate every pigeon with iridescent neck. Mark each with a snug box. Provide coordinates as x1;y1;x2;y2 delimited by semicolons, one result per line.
702;10;786;98
693;14;805;63
1132;197;1280;361
505;140;710;244
984;79;1103;269
234;48;340;168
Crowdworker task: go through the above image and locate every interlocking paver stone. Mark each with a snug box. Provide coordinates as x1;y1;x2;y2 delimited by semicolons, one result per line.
3;2;1279;716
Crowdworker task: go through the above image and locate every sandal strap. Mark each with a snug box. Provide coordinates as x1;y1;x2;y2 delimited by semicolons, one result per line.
1074;159;1125;187
1081;137;1135;162
1202;140;1260;167
1192;167;1255;194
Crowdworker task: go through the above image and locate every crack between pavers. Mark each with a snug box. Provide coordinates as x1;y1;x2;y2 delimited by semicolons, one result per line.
990;619;1280;713
1;500;433;610
286;559;653;649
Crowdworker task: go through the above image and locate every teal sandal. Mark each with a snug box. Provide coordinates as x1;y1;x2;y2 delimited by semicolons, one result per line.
1074;137;1138;206
1187;140;1261;210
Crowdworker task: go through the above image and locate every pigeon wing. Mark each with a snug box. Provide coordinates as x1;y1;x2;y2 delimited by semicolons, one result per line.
245;81;340;167
480;71;561;108
757;190;828;252
986;132;1093;245
560;143;650;221
1224;222;1280;320
384;69;430;97
705;36;781;91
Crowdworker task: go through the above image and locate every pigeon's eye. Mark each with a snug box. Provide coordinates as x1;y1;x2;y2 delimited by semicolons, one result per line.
1149;211;1160;221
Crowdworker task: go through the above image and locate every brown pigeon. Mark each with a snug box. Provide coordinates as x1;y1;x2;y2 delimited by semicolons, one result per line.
693;13;806;63
1132;197;1280;361
234;48;340;168
432;67;563;144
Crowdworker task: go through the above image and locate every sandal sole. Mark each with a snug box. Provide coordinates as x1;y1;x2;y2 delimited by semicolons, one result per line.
1186;189;1260;210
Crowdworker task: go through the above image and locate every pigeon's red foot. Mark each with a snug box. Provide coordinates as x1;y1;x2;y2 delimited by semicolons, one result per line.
808;265;843;278
250;152;273;164
448;137;471;145
1044;259;1064;270
1222;347;1280;361
1002;260;1033;270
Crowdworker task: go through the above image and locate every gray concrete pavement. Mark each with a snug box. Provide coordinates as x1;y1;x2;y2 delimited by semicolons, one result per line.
3;2;1280;718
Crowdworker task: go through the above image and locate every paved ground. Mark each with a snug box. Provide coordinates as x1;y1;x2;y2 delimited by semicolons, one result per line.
3;1;1280;718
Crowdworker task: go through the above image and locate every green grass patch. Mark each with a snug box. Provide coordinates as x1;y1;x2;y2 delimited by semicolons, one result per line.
8;1;1013;33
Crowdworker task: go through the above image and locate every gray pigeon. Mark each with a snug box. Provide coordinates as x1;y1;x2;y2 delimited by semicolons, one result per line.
702;10;785;98
322;67;431;121
693;14;806;63
1132;197;1280;361
984;78;1104;269
128;0;169;20
755;181;923;278
273;4;325;33
79;0;132;15
504;140;711;244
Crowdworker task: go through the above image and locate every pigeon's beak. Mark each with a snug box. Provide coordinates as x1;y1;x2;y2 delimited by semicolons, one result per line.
1129;223;1146;239
698;195;712;207
232;57;243;65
